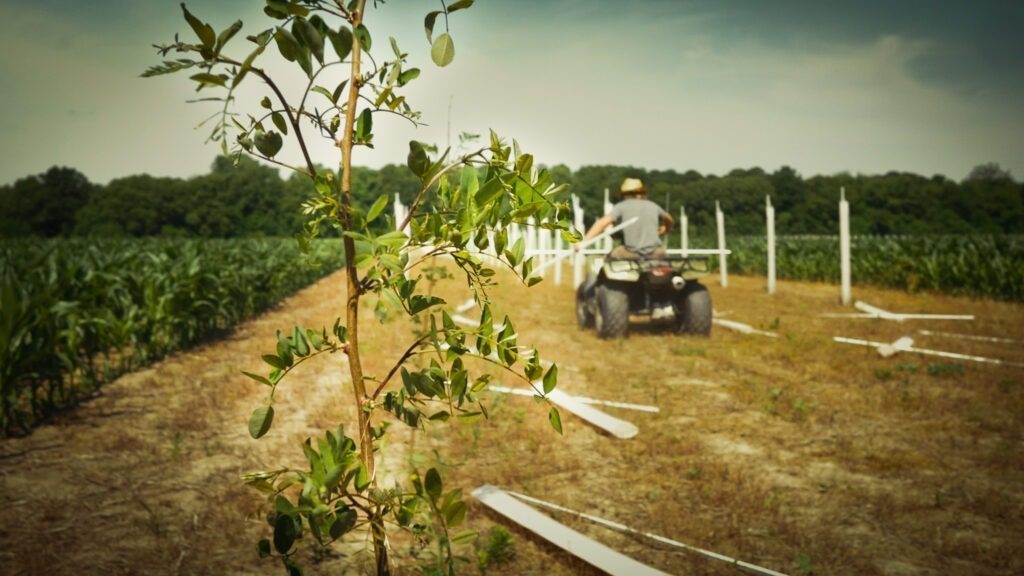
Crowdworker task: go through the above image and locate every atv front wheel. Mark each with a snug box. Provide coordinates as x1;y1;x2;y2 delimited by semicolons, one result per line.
595;283;629;339
676;282;712;336
576;284;594;329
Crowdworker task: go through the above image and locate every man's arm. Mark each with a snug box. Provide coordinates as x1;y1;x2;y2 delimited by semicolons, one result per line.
659;212;673;236
575;215;614;251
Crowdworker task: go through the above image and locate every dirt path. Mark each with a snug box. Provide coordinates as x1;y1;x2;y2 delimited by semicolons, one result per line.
2;269;1023;575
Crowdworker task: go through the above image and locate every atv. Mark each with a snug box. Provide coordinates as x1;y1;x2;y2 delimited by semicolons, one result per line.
576;255;712;338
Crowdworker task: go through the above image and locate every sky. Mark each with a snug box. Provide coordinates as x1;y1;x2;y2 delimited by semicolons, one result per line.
0;0;1022;185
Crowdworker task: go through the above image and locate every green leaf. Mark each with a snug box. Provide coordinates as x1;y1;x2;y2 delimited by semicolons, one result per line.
542;363;558;394
274;27;301;62
425;468;442;501
292;326;309;356
354;24;372;51
445;500;468;526
448;0;475;13
548;406;563;435
431;33;456;67
262;354;286;370
355;462;370;492
249;406;274;439
407;141;429;176
329;26;353;61
293;17;324;63
273;513;297;554
181;4;215;48
330;508;357;539
242;371;273;387
397;67;420;86
215;20;243;54
260;96;272;109
475;177;504;207
271;112;288;135
355;108;373;142
254;130;283;157
424;11;442;43
451;530;478;545
367;194;389;223
189;73;226;88
311;85;335;103
257;538;271;558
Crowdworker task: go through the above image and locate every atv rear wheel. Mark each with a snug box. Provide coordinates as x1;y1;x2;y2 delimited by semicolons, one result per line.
676;282;712;336
595;283;629;339
576;284;594;329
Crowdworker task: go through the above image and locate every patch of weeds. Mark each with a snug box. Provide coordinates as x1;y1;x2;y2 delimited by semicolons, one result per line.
927;363;965;378
170;430;185;459
816;482;831;494
794;553;815;576
898;378;911;403
791;398;815;422
671;345;705;357
895;362;919;374
645;489;661;501
998;379;1014;393
763;491;782;510
686;466;703;481
768;317;781;330
764;387;784;416
476;526;515;574
874;368;893;382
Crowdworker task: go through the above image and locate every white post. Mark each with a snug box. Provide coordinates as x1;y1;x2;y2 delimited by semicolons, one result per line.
766;195;776;295
602;188;613;254
526;217;537;263
680;206;688;257
839;187;851;305
538;220;549;278
573;195;585;288
716;201;728;288
553;231;563;286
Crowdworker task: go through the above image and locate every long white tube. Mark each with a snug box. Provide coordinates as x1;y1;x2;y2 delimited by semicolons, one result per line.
833;336;1024;367
839;188;851;305
505;491;790;576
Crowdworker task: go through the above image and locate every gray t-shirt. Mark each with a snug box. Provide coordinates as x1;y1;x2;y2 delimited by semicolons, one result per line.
609;198;666;252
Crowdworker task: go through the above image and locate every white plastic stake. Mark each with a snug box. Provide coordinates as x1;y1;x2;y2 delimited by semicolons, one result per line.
553;231;563;286
471;486;670;576
766;195;776;295
680;205;688;257
503;490;790;576
839;187;851;305
488;385;659;413
833;336;1024;367
712;318;778;338
918;329;1017;344
573;195;586;288
716;201;728;287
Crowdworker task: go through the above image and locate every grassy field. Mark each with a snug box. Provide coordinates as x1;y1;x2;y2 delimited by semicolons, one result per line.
0;265;1022;575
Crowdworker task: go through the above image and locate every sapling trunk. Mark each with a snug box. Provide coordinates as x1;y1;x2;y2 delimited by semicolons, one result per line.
337;1;390;574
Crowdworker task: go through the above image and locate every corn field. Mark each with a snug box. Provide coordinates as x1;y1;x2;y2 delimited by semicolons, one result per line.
712;234;1024;301
0;239;344;435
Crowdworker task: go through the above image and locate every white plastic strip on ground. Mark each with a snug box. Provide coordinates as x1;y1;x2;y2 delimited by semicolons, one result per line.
833;336;1024;367
504;490;790;576
436;343;640;438
455;298;477;313
852;301;975;322
918;329;1018;344
712;318;778;338
471;485;671;576
488;385;659;413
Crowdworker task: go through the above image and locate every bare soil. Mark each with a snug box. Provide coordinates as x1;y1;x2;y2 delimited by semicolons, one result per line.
2;268;1022;576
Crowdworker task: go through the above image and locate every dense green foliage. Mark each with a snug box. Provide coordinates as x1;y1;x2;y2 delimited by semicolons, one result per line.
0;238;343;435
2;161;1020;239
716;234;1024;301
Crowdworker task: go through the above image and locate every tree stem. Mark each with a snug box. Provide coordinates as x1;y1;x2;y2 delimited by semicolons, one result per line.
338;2;390;574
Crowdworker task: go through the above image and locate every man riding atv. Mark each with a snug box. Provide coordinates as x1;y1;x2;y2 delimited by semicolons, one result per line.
575;178;712;338
578;177;673;259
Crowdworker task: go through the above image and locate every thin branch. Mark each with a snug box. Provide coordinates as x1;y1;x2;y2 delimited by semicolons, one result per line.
251;67;318;178
398;148;488;232
371;333;435;399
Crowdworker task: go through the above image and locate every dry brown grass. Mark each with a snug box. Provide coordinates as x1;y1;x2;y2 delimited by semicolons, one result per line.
1;265;1022;575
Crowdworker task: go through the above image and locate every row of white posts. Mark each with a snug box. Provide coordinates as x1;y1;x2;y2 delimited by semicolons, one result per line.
394;188;855;305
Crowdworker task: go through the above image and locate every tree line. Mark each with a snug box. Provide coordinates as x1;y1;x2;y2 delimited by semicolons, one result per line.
2;157;1020;239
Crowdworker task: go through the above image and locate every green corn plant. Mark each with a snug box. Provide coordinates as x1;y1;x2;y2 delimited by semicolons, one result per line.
147;2;575;574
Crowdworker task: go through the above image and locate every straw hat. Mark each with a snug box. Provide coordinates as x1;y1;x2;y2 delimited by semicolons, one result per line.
619;177;647;196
